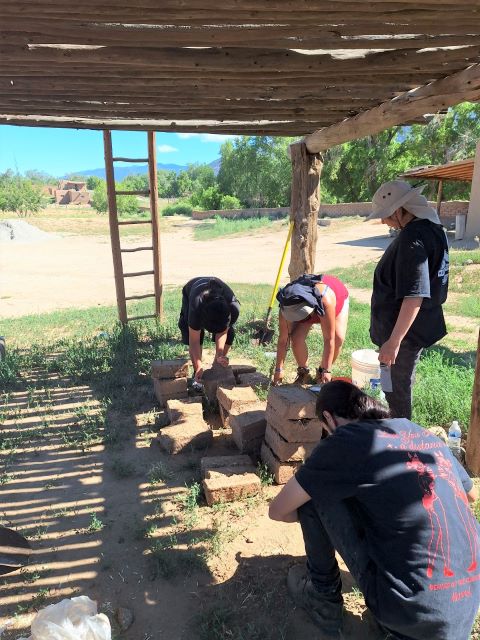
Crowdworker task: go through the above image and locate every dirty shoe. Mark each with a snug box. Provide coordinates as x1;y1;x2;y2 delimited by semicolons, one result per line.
294;367;314;385
287;565;343;638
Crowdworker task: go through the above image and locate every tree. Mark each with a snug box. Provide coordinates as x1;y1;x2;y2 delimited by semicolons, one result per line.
0;173;44;216
120;173;149;192
217;136;294;207
190;185;223;210
321;102;480;203
86;175;104;190
91;181;141;216
24;169;56;185
91;182;108;213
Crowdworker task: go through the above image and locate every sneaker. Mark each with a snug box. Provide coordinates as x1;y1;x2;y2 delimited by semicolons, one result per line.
294;367;314;385
287;565;343;638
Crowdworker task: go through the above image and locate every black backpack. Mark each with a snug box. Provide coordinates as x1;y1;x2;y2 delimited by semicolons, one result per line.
276;274;325;314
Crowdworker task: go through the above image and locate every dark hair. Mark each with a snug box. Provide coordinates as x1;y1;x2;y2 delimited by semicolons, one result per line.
199;279;231;332
316;381;390;421
202;279;221;297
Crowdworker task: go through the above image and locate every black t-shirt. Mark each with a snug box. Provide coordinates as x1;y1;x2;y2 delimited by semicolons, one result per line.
296;418;480;640
183;277;240;331
370;219;449;348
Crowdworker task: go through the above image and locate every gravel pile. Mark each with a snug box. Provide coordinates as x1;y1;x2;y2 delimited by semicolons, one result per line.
0;219;56;243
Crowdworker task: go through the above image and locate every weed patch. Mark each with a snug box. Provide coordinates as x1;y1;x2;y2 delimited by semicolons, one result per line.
194;216;282;241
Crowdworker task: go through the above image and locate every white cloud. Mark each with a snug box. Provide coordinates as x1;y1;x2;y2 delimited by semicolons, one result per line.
176;133;237;143
158;144;178;153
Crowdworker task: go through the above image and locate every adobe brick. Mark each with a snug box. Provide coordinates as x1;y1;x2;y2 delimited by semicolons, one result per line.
264;424;316;462
151;358;189;379
216;385;259;413
267;384;317;419
157;418;212;454
200;454;253;478
266;403;324;443
230;404;267;454
237;372;270;390
231;363;257;377
260;442;301;485
202;364;236;404
153;378;188;407
166;398;203;424
202;464;261;506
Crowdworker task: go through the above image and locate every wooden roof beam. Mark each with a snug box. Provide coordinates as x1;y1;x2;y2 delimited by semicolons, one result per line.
304;62;480;153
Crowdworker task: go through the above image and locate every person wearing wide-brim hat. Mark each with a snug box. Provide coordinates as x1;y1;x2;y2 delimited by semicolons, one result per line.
367;180;449;418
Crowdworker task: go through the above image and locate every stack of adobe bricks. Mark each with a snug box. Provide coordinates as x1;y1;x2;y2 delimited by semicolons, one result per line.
151;358;189;407
261;385;324;484
151;358;212;454
216;385;267;455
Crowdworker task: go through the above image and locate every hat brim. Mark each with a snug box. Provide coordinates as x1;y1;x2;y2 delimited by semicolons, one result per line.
365;185;425;221
280;303;314;322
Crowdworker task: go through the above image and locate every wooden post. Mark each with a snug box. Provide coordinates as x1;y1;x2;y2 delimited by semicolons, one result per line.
466;329;480;474
436;179;443;216
288;141;323;280
103;129;127;324
148;131;163;320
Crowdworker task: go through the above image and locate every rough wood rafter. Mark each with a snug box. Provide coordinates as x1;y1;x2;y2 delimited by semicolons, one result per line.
305;62;480;152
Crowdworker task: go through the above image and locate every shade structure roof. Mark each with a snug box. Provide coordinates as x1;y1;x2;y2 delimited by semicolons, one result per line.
1;1;480;136
402;157;475;182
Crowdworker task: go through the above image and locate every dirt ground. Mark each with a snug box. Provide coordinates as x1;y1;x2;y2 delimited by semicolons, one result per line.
0;218;390;318
0;357;381;640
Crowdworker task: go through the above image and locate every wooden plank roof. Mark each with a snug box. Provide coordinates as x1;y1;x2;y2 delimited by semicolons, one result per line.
402;157;475;182
1;1;480;135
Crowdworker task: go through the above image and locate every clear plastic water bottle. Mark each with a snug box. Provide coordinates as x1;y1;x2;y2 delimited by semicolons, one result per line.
448;420;462;459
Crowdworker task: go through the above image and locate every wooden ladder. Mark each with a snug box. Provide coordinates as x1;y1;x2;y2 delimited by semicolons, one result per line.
103;130;163;324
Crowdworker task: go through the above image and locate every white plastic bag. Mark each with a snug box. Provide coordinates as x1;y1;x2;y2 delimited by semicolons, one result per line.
19;596;111;640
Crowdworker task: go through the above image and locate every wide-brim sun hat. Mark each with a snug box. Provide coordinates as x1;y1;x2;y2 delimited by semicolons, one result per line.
366;180;440;224
280;302;315;322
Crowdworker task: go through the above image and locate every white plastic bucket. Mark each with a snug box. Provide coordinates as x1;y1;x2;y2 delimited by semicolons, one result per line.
351;349;381;390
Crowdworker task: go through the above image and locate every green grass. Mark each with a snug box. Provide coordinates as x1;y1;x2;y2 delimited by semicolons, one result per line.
0;283;475;430
193;216;283;241
334;260;377;290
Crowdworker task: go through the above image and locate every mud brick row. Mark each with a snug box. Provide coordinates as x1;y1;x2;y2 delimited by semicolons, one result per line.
201;454;261;506
261;385;322;484
156;398;212;454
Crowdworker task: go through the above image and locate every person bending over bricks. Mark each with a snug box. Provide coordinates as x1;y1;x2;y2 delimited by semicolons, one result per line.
269;380;480;640
178;276;240;382
274;274;349;385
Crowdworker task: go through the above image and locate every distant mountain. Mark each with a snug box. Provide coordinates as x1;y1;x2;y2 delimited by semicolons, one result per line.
71;158;221;180
72;162;187;181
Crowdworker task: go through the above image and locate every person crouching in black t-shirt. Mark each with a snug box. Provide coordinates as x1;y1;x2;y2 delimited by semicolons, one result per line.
178;277;240;382
269;381;479;640
366;180;449;419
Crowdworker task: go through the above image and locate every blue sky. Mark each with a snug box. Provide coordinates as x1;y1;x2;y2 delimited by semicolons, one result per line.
0;126;235;176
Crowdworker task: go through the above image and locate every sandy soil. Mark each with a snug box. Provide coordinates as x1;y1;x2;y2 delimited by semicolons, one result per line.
0;360;381;640
0;219;390;318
